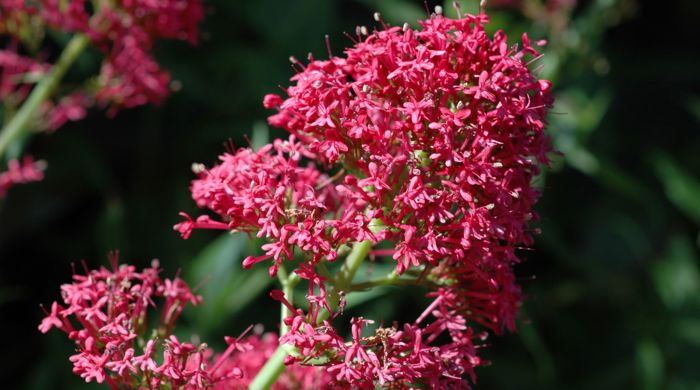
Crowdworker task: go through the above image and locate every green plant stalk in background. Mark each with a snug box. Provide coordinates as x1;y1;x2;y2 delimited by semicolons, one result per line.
0;33;89;158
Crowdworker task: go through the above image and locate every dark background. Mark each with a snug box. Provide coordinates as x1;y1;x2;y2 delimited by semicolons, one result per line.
1;0;699;388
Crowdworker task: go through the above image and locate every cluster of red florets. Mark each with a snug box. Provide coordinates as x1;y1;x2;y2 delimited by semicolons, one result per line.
37;254;245;389
0;156;45;198
0;0;204;121
178;11;552;388
210;331;333;389
175;137;382;277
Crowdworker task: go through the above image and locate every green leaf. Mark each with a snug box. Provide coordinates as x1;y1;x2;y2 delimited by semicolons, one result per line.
251;121;270;150
651;235;700;310
685;94;700;124
186;233;272;336
442;0;480;18
653;152;700;225
517;318;556;385
635;338;664;390
355;0;427;26
673;317;700;348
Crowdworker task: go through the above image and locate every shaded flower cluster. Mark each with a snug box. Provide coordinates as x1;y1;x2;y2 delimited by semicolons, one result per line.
38;253;247;389
178;11;553;388
0;156;45;197
0;0;204;122
211;331;333;389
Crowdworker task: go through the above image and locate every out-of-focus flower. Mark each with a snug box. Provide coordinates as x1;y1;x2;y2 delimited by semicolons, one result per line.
0;156;46;197
0;0;205;127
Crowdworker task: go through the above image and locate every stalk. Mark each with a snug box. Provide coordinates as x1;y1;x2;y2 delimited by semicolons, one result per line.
0;33;90;158
248;345;292;390
275;264;300;336
249;220;381;390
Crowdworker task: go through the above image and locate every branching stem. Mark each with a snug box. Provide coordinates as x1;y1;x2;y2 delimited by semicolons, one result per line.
0;33;89;158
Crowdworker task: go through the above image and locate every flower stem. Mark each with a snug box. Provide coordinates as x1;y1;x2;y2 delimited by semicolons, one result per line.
276;264;300;336
249;220;382;390
248;345;292;390
347;272;425;291
0;33;89;158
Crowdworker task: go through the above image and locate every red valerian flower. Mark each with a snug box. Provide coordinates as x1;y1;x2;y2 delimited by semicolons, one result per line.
175;137;384;276
179;9;553;388
38;253;254;389
260;10;551;331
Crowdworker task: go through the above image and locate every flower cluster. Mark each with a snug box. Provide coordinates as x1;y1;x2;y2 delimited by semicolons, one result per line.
175;137;382;277
178;11;552;388
0;156;46;197
273;288;482;389
38;253;248;389
1;0;204;122
211;331;333;389
264;12;552;333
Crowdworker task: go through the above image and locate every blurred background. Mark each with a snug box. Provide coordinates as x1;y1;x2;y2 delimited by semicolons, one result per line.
1;0;699;388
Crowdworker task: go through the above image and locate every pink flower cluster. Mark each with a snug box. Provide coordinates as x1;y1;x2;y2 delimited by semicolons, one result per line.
38;253;248;389
0;156;46;197
211;331;333;389
175;137;381;277
273;288;482;389
178;11;552;388
264;13;552;333
0;0;204;122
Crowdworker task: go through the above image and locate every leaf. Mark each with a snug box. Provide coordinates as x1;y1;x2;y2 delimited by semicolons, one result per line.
673;317;700;348
653;152;700;225
685;94;700;125
186;233;272;335
635;339;664;390
651;235;700;310
251;121;270;150
345;286;392;310
442;0;480;18
355;0;427;26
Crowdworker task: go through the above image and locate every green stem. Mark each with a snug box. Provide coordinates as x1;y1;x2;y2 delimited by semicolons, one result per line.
348;272;425;291
0;33;89;159
317;238;373;323
276;264;300;336
249;220;383;389
248;345;292;390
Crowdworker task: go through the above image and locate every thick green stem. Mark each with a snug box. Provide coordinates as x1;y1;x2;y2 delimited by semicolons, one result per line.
249;220;382;389
0;33;89;158
317;238;373;323
248;345;292;390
